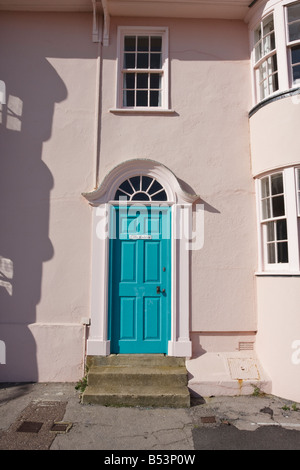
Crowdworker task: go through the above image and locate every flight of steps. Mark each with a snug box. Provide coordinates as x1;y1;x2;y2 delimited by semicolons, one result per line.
82;354;190;408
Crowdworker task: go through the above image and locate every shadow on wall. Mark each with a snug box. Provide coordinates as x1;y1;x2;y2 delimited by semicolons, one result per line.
0;32;68;381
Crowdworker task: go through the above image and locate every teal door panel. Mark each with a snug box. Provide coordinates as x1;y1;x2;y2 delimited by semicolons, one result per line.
109;206;171;354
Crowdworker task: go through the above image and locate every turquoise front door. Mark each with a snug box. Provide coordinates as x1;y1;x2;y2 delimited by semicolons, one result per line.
109;205;171;354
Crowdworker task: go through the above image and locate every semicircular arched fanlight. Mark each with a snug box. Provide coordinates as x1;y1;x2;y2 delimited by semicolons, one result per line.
114;175;168;201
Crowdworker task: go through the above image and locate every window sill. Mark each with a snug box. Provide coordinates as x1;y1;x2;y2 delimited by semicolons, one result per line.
109;108;177;115
255;271;300;277
249;87;300;117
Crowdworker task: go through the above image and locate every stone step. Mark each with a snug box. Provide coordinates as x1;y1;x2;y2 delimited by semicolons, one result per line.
82;385;190;408
87;365;188;388
86;354;186;368
82;354;190;408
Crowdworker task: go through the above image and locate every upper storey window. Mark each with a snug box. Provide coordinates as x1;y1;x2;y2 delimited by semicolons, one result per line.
253;13;279;100
117;27;169;110
251;1;300;104
287;1;300;86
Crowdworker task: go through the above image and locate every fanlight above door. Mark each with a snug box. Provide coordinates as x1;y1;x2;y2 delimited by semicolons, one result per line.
114;175;167;201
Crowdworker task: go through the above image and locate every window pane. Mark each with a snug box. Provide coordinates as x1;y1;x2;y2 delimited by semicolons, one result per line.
261;177;270;198
297;168;300;189
136;90;148;106
148;179;163;194
123;73;135;89
262;198;271;219
124;53;135;69
150;73;161;89
123;90;134;107
289;20;300;42
255;42;262;62
124;36;136;51
132;192;150;201
115;190;129;200
152;190;167;201
271;173;283;195
263;14;274;36
263;32;275;55
267;243;276;263
259;61;266;81
272;195;285;217
292;64;300;84
260;78;268;99
130;176;141;191
137;73;148;89
150;53;162;69
151;36;162;52
276;219;287;241
277;242;289;263
119;179;134;194
288;2;300;23
292;45;300;64
269;72;278;93
137;53;149;69
142;176;153;191
137;36;149;51
267;222;275;241
150;90;160;107
254;24;262;45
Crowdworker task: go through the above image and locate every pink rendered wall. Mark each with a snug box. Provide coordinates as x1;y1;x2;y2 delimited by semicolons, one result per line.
0;12;97;381
0;12;257;382
99;17;257;348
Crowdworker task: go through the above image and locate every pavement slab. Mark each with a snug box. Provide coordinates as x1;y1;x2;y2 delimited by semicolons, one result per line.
0;382;300;451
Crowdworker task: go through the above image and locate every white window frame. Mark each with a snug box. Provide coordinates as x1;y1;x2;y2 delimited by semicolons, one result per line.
115;26;169;111
256;167;300;273
285;1;300;87
253;12;279;102
296;167;300;215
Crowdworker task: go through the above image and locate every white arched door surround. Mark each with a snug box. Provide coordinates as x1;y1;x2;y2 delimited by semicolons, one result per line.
82;159;199;357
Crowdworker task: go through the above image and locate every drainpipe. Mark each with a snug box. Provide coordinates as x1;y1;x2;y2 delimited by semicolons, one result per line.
92;0;103;189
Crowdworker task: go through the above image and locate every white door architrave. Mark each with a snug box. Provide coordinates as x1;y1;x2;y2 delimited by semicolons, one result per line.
82;159;199;357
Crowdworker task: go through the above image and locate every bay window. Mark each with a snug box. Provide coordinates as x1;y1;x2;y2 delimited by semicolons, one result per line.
251;1;300;104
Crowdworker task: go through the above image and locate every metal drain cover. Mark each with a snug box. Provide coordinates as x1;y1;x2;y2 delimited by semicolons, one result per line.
50;422;72;434
201;416;216;424
17;421;43;433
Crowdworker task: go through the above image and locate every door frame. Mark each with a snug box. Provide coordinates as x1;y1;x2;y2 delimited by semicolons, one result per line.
82;159;199;357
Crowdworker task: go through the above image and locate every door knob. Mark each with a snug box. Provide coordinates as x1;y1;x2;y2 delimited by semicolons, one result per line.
156;286;165;294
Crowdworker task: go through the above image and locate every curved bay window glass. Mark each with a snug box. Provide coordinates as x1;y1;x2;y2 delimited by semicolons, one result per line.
253;13;278;100
287;1;300;86
114;175;168;201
